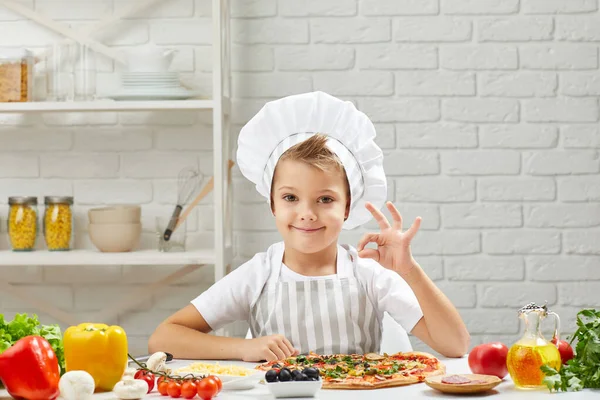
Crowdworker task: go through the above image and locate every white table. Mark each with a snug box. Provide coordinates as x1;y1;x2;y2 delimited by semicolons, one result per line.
1;357;597;399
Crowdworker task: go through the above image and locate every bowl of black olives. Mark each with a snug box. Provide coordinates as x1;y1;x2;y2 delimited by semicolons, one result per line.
265;366;322;398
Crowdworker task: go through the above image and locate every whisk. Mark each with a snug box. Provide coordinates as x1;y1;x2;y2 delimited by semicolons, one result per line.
163;166;202;241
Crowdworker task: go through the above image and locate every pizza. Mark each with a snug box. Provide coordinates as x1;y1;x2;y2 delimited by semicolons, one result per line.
256;351;446;389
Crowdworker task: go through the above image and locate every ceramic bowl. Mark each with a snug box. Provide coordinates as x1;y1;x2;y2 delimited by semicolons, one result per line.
265;380;323;398
88;205;141;224
88;222;141;252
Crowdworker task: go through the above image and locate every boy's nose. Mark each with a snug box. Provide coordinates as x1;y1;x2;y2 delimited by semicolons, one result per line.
299;203;317;221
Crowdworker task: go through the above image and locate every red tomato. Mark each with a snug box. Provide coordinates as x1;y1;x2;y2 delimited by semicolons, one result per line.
551;337;575;364
158;381;170;396
468;342;509;379
207;376;222;393
181;380;197;399
196;377;219;400
167;381;182;398
135;369;155;393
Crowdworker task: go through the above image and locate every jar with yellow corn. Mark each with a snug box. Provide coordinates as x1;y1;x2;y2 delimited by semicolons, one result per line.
8;196;38;251
43;196;74;251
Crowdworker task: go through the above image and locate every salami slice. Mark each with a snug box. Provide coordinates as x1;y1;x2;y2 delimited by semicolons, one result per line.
441;375;472;384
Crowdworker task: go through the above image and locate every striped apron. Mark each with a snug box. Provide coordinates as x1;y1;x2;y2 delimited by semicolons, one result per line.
248;244;381;355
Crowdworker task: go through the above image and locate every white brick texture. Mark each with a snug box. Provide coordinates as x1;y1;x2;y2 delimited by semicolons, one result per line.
1;0;599;355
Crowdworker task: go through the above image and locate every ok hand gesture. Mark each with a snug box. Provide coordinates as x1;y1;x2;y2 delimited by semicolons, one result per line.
356;201;421;276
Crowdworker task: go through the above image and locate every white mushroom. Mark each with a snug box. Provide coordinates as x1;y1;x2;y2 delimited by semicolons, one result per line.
146;352;167;372
122;367;137;378
58;371;95;400
113;376;148;400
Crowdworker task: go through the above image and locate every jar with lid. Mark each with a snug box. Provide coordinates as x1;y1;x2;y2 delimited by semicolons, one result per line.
0;48;34;102
8;196;38;251
44;196;74;251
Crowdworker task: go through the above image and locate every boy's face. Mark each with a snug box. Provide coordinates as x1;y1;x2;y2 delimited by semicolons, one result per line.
271;159;349;255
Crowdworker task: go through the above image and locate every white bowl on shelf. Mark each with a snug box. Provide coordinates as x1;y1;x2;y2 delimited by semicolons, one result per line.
88;222;141;253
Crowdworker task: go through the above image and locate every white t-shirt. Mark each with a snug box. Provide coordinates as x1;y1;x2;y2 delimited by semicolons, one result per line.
191;242;423;335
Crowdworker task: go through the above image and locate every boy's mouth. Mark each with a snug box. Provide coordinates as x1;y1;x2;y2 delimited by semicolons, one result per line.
291;226;325;233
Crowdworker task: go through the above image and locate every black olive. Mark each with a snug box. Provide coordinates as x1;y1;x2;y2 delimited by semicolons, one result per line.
272;363;281;369
309;377;319;381
291;370;302;377
279;369;292;382
302;367;319;378
297;373;309;381
265;369;278;382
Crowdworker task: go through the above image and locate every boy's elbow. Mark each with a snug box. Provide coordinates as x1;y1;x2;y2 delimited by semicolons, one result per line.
440;330;471;358
147;325;168;354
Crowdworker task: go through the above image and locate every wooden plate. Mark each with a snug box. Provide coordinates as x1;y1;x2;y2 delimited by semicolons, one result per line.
425;374;502;394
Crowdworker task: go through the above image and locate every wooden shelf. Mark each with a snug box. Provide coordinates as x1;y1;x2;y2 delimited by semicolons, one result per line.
0;246;233;266
0;100;215;113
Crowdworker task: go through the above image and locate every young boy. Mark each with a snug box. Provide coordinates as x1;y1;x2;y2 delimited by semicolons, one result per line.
148;92;470;362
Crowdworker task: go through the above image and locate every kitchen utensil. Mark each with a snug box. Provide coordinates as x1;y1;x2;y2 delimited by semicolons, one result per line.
507;302;562;389
44;43;73;101
163;167;201;241
156;215;186;252
425;374;501;394
175;160;235;231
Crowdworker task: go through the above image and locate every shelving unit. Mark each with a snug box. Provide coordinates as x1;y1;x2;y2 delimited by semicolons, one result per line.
0;0;233;327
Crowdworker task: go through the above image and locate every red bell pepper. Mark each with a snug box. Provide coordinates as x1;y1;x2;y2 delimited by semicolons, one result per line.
0;335;60;400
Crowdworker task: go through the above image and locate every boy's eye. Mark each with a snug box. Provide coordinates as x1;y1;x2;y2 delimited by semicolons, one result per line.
319;197;334;203
283;194;297;202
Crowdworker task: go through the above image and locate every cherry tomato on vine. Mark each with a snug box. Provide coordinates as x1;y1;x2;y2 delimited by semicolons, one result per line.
196;377;219;400
181;380;197;399
134;369;156;393
167;381;182;398
158;380;170;396
207;375;222;393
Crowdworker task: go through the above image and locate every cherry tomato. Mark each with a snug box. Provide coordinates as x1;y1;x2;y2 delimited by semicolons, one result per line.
158;381;170;396
135;369;156;393
167;381;182;398
551;337;575;364
196;377;219;400
468;342;509;379
181;380;197;399
207;376;222;393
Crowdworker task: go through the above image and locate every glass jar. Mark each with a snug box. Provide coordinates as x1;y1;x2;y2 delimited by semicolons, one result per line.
43;196;74;251
0;48;34;102
8;196;38;251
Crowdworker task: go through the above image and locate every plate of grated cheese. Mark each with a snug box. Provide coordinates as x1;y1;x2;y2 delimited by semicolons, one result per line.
173;362;265;390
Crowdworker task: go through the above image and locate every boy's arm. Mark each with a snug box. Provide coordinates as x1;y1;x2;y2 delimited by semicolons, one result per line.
148;304;298;361
401;266;470;358
148;304;246;359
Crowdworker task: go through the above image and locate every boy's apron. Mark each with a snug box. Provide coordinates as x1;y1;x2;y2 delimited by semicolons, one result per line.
249;244;381;355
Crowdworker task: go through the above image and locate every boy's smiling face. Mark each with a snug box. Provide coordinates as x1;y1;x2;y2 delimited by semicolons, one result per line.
271;159;349;255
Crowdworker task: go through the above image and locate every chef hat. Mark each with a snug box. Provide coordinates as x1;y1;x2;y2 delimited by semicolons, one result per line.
236;91;387;230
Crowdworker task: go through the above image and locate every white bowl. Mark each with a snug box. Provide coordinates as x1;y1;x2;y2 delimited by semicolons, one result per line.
266;380;323;398
88;223;141;253
180;370;265;391
88;205;141;224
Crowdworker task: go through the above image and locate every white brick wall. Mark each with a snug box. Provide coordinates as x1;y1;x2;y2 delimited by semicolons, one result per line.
1;0;599;357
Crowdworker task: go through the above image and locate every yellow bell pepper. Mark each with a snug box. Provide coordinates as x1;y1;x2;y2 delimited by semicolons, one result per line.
64;323;128;392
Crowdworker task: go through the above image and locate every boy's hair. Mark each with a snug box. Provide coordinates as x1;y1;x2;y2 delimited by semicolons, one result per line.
271;133;352;207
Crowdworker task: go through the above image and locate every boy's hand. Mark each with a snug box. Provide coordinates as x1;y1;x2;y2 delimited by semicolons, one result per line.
357;201;421;277
240;334;299;362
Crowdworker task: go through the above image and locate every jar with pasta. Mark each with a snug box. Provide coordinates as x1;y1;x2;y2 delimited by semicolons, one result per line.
8;196;38;251
0;48;34;102
43;196;74;251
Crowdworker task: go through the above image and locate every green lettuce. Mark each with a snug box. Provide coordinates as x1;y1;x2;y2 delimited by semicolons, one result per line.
0;313;65;374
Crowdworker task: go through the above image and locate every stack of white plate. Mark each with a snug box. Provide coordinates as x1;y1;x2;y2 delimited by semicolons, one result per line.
106;72;200;101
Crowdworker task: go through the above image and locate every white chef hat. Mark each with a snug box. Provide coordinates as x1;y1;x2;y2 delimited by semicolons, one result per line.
236;91;387;230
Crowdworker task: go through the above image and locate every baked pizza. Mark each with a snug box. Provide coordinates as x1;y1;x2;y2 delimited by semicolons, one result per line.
256;351;446;389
